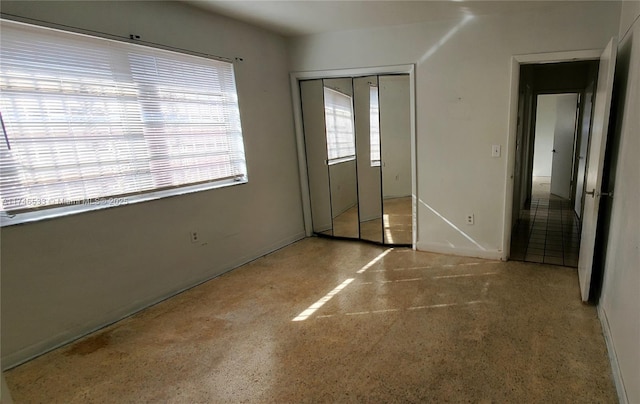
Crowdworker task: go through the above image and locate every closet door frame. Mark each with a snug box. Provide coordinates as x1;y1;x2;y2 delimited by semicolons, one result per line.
290;64;417;249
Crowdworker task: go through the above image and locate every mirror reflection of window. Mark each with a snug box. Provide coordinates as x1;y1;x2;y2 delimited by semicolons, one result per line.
369;85;381;167
323;87;355;165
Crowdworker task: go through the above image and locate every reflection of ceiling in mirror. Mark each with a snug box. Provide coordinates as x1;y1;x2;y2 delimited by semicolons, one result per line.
324;85;349;96
323;78;353;97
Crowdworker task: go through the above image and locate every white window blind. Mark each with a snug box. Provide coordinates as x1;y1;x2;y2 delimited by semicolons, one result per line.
369;85;381;167
323;87;355;164
0;19;247;219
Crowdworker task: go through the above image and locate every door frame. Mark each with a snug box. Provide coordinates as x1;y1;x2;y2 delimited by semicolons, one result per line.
502;50;602;260
290;64;417;249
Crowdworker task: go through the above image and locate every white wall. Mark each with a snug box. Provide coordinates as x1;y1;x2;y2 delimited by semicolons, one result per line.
1;373;12;404
532;95;556;177
289;2;620;258
0;1;304;368
599;2;640;402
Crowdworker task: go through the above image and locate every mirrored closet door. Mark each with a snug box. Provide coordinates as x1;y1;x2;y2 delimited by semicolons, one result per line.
324;78;360;239
354;76;383;243
299;74;412;246
379;75;412;245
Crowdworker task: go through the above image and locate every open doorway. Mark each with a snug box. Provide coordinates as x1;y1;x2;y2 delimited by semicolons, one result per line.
506;40;618;302
533;93;579;200
510;61;599;266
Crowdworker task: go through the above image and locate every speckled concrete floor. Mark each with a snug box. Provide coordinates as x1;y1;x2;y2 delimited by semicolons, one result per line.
5;238;616;403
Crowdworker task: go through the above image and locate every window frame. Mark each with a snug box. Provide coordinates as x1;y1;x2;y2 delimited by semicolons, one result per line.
322;86;356;166
0;19;248;226
369;84;381;167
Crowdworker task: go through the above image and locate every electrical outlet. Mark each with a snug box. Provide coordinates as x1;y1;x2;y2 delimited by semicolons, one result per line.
190;231;199;243
466;214;474;225
492;144;501;157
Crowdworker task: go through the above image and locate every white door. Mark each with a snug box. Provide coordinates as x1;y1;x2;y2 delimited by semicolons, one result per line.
550;94;579;200
578;37;617;302
574;82;595;218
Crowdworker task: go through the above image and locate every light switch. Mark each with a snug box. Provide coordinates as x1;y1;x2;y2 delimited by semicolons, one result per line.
492;144;501;158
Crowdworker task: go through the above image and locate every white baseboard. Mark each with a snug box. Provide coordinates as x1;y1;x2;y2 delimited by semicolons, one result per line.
2;231;306;370
597;305;628;404
416;241;503;260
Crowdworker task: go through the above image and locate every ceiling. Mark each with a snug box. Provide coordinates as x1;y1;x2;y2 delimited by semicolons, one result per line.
183;0;591;37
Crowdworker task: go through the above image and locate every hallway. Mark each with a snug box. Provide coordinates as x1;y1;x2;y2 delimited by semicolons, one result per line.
511;177;581;266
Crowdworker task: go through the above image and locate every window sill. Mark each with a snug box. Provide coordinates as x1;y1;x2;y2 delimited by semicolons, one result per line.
327;156;356;166
0;177;248;227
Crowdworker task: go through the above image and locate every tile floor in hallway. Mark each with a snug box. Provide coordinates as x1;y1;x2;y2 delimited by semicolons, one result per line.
5;238;616;403
511;177;581;267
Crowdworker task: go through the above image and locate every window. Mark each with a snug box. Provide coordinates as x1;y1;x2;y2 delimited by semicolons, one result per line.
0;20;247;223
323;87;355;164
369;85;381;167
